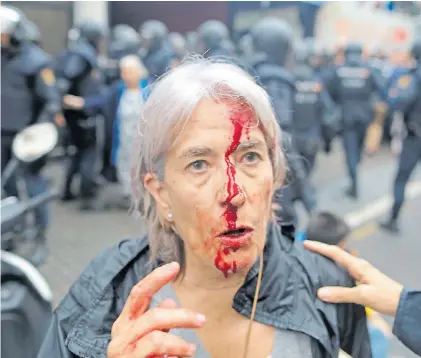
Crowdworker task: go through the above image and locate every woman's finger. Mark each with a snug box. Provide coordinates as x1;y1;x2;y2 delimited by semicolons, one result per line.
131;331;196;358
127;307;206;345
120;262;180;320
158;298;178;310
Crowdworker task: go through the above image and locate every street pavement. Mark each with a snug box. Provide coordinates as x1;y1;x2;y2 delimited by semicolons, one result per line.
39;140;420;358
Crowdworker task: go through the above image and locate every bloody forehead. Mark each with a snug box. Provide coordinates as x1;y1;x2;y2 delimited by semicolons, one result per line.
221;98;258;128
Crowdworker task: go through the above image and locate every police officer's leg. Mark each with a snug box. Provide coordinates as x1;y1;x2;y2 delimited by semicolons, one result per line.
79;144;103;211
61;148;82;201
342;127;359;198
381;136;421;232
23;165;51;265
356;122;368;165
303;138;320;177
1;140;19;197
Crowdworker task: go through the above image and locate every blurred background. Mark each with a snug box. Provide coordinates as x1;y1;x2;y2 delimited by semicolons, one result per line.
1;1;421;358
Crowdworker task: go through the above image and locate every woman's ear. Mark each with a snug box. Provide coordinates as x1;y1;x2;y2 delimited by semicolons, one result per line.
144;172;171;214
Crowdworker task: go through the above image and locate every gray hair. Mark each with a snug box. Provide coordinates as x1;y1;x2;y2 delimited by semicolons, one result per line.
131;56;285;265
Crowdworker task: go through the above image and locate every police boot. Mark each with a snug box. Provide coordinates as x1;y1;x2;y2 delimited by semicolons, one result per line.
379;214;399;234
79;197;107;212
345;181;358;199
61;190;76;202
31;232;48;266
61;178;76;201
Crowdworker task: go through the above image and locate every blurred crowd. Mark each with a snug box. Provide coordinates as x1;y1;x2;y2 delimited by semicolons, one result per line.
2;3;421;358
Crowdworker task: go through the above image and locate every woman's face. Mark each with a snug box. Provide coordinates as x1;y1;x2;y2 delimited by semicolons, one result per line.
148;98;275;278
120;65;142;87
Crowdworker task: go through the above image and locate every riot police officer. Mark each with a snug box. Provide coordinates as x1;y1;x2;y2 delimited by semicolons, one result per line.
106;24;141;85
169;32;187;62
1;6;62;264
380;40;421;233
324;41;383;198
250;17;295;132
138;20;176;80
250;17;316;226
186;31;199;54
55;21;107;210
197;20;233;58
291;42;339;177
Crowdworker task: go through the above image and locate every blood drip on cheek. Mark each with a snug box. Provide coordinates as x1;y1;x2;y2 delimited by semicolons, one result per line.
214;104;252;277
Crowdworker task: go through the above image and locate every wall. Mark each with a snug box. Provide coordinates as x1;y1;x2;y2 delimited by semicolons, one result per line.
73;1;109;28
109;1;228;33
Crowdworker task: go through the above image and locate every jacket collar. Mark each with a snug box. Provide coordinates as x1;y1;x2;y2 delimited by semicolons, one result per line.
66;225;337;357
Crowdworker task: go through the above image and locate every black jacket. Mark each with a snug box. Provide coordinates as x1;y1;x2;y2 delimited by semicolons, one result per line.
38;224;372;358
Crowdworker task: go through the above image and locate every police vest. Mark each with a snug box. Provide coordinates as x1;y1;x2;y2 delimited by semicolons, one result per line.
292;79;323;133
336;65;372;102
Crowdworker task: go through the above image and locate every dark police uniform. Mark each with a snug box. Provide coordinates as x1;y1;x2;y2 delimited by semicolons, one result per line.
56;40;105;208
139;20;177;80
325;45;383;198
1;42;61;263
292;73;339;176
381;65;421;232
250;18;316;226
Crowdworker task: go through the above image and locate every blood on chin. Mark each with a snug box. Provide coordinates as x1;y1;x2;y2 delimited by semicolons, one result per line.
213;244;257;278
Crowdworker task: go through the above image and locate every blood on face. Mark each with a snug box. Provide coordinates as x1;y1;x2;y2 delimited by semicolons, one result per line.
214;101;255;277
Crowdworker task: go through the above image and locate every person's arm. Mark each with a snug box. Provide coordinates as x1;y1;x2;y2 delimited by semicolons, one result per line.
63;83;119;114
392;288;421;356
304;241;421;356
34;67;65;127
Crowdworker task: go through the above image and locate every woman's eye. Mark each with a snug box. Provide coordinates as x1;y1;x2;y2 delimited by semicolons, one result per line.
243;152;261;164
188;160;208;172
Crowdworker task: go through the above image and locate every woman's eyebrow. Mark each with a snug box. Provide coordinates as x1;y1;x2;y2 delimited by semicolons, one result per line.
236;139;265;152
181;146;213;158
180;139;265;158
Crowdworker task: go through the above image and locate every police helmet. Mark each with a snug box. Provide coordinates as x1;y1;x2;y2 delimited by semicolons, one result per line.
197;20;229;50
110;24;141;55
77;21;107;50
251;17;293;66
139;20;168;50
344;42;363;56
0;6;28;48
169;32;187;58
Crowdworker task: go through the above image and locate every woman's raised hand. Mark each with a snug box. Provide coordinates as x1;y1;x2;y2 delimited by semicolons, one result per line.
107;262;206;358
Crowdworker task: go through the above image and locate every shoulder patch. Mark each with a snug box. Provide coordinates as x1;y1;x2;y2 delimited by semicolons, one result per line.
397;74;411;89
40;68;55;86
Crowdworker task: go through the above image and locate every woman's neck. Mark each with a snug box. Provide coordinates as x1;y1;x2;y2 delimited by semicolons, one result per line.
172;253;249;319
127;84;139;90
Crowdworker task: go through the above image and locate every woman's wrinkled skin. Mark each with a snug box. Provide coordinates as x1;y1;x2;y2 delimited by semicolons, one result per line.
144;98;274;284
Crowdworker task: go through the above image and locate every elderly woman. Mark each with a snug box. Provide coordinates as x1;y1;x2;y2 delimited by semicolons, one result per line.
64;55;149;204
41;59;372;358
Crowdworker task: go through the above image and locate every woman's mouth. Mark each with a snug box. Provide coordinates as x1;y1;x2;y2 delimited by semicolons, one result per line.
217;227;253;248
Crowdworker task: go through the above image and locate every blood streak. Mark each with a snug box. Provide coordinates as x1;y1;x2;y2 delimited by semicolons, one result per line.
129;296;151;321
214;104;252;277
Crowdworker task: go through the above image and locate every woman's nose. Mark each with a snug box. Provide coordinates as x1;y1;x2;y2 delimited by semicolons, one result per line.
216;176;246;208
